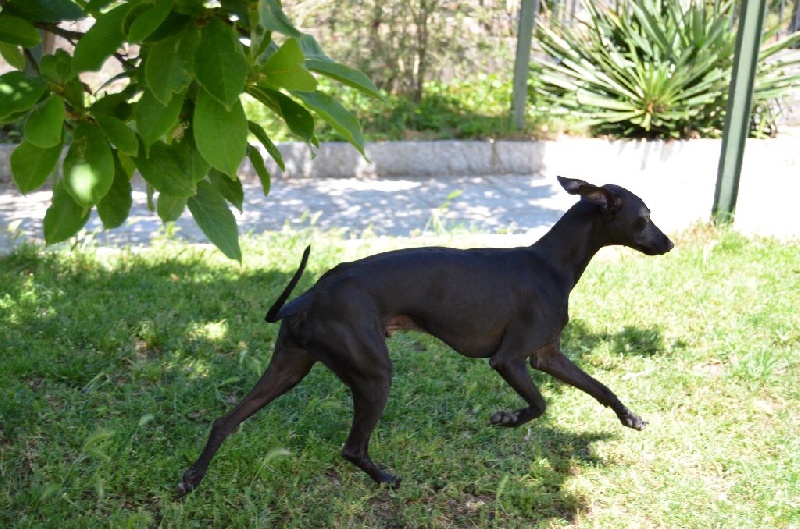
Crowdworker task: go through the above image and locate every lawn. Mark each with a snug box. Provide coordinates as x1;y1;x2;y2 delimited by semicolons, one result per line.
1;228;798;528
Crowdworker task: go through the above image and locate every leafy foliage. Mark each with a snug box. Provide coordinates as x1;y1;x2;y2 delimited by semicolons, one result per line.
245;73;559;142
1;0;381;260
531;0;800;139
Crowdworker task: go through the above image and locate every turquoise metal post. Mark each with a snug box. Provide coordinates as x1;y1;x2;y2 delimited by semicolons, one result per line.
511;0;539;131
713;0;767;224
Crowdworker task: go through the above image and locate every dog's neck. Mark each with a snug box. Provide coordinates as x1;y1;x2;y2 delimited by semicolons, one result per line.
532;201;607;289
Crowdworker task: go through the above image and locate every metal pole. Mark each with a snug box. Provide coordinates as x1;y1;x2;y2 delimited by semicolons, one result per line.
712;0;767;224
510;0;539;131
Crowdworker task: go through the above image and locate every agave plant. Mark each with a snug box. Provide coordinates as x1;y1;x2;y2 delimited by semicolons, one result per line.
531;0;800;139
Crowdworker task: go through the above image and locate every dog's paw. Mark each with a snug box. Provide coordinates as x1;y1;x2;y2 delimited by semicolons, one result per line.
177;480;191;498
621;413;647;431
490;410;522;427
380;474;402;490
177;469;204;498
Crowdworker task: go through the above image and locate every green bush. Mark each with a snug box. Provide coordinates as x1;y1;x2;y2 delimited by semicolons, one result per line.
247;74;562;142
531;0;800;139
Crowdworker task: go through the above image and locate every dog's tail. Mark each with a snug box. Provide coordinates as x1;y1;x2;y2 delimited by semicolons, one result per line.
265;245;311;323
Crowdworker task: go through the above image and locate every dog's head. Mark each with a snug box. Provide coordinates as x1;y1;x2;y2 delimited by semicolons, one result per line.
558;176;674;255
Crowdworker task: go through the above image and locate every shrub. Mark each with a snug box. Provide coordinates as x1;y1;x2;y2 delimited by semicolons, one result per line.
531;0;800;139
247;74;563;142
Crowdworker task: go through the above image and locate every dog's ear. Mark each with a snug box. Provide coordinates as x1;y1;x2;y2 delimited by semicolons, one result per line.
557;176;593;195
557;176;622;215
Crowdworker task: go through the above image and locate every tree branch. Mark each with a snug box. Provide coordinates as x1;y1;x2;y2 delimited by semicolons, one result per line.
31;22;137;73
34;22;85;45
23;48;41;75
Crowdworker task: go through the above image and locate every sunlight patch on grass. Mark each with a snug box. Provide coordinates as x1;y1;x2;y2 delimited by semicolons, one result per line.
187;320;229;343
175;356;213;380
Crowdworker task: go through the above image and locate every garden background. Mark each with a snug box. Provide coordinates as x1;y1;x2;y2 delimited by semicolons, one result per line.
1;0;799;527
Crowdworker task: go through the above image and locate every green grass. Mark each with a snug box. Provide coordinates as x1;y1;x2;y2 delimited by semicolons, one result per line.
1;228;798;528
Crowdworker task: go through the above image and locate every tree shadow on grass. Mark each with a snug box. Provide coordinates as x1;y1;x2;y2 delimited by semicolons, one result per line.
501;428;612;525
0;243;312;513
0;244;301;385
349;426;613;528
562;318;667;359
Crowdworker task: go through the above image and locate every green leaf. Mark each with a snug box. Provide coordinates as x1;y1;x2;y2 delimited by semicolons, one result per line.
24;95;65;148
194;17;248;108
61;78;87;113
208;168;244;211
96;156;133;229
10;140;63;193
43;182;91;245
179;134;212;183
72;2;132;73
4;0;83;23
145;26;198;105
127;0;176;42
85;0;117;12
298;34;384;101
145;12;193;42
95;114;138;156
262;38;317;92
307;59;383;101
134;139;202;197
248;120;284;171
0;71;47;123
0;14;41;47
0;43;25;71
258;0;302;38
91;87;135;120
193;87;247;177
40;49;74;81
174;0;206;16
297;33;328;61
135;88;185;146
247;144;271;196
156;193;187;222
220;0;249;19
187;179;241;262
122;3;151;34
63;123;115;207
292;90;364;154
248;85;314;143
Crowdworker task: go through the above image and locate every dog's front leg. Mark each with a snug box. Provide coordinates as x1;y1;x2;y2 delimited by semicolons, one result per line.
488;356;547;427
530;340;646;430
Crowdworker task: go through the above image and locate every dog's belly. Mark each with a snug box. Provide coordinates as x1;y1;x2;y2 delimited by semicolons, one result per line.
384;315;422;337
383;313;507;358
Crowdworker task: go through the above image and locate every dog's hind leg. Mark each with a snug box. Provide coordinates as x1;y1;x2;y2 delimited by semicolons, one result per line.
316;323;398;486
341;371;398;486
178;329;315;496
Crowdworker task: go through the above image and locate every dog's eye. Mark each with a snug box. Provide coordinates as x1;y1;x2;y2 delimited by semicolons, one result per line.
637;215;650;229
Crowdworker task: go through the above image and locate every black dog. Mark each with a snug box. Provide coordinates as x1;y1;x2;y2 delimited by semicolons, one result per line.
179;176;674;494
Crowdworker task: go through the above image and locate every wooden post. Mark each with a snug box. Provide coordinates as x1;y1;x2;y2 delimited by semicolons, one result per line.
510;0;539;131
713;0;767;224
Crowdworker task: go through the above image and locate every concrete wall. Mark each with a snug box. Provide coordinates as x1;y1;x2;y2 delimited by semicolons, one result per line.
2;135;798;184
240;135;800;180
